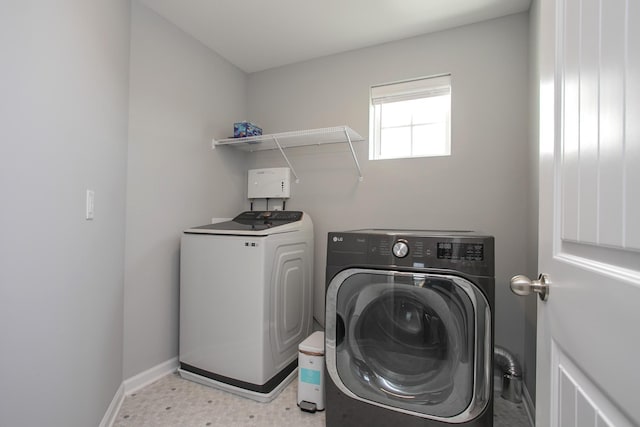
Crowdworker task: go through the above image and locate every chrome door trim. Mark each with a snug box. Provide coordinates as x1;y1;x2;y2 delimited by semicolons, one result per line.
325;268;492;423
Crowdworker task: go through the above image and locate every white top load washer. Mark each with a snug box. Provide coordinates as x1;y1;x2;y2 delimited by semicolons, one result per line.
179;211;314;402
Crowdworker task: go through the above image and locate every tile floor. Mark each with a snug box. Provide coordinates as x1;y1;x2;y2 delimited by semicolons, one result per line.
114;372;531;426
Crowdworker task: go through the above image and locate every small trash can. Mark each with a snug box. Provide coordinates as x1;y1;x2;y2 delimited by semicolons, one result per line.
297;331;325;412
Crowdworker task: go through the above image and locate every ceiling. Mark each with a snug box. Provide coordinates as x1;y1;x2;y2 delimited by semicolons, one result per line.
138;0;531;73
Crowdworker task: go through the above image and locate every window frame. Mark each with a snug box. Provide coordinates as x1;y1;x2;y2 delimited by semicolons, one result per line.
369;74;452;160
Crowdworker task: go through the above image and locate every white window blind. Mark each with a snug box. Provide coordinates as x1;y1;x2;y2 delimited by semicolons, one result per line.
371;75;451;104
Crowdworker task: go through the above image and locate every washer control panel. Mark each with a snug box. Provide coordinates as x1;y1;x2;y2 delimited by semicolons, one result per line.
326;230;494;277
436;242;484;261
233;210;302;223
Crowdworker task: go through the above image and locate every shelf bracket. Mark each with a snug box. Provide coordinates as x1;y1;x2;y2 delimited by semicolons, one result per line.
343;126;364;182
272;136;300;183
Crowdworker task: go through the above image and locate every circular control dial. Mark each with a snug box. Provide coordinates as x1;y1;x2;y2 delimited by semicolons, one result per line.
392;240;409;258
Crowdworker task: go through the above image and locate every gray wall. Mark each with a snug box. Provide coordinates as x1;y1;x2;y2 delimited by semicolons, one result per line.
247;13;531;366
0;1;131;426
0;4;538;421
123;1;248;378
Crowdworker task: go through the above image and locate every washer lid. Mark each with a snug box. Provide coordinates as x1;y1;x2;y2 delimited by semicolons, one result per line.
184;211;305;236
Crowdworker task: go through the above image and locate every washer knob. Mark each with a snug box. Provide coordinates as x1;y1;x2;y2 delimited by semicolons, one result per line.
392;240;409;258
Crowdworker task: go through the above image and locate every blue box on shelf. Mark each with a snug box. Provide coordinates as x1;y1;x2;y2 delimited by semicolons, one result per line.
234;122;262;138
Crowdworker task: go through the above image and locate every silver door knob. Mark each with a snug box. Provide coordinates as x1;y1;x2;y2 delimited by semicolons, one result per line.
510;274;550;301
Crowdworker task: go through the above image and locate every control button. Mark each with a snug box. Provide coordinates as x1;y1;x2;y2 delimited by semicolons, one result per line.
392;240;409;258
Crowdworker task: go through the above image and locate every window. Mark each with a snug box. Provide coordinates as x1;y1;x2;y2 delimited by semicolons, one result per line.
369;74;451;160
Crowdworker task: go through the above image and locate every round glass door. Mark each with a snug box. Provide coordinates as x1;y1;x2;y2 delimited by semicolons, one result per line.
325;269;490;421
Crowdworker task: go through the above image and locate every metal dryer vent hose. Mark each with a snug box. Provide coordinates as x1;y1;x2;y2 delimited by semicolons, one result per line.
494;345;523;403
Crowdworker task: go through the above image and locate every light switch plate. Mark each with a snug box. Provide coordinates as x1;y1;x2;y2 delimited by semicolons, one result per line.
86;190;94;220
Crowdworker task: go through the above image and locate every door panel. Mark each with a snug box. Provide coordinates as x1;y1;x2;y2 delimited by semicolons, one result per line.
627;1;640;249
535;0;640;425
552;343;629;427
598;0;625;247
270;243;311;369
575;0;599;244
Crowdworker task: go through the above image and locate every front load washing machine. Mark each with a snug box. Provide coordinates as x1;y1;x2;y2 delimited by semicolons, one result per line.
325;230;494;426
179;211;313;402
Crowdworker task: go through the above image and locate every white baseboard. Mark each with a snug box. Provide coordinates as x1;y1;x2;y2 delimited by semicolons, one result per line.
123;357;179;395
522;382;536;427
101;357;179;427
99;382;124;427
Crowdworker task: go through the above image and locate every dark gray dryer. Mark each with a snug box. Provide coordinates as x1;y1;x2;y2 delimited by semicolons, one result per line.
325;229;494;427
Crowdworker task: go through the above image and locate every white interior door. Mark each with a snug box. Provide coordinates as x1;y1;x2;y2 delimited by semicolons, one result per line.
534;0;640;426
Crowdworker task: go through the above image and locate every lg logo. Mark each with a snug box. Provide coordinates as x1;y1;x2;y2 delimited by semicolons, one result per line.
332;236;343;243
